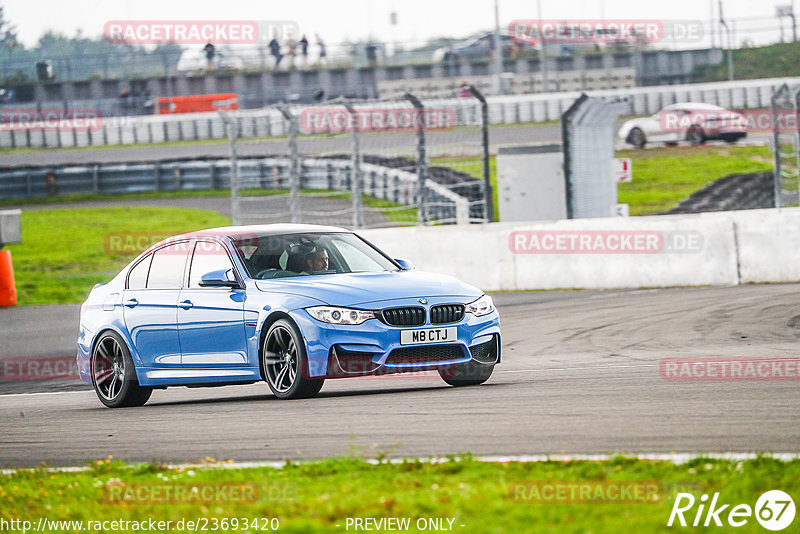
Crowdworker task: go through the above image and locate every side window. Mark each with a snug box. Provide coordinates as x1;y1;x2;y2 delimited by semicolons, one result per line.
127;254;152;290
189;241;236;288
147;242;191;289
330;238;385;272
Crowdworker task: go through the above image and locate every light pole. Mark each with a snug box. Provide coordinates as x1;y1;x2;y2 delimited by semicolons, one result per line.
777;4;798;42
718;0;734;81
709;0;716;48
538;0;549;92
493;0;504;95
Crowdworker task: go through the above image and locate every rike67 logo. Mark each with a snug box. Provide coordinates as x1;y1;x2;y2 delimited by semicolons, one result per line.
668;490;795;530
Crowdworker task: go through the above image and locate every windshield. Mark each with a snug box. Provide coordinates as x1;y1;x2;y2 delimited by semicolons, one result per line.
232;232;399;280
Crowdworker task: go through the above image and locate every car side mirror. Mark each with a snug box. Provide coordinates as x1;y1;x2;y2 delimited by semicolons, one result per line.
394;259;415;271
199;269;240;288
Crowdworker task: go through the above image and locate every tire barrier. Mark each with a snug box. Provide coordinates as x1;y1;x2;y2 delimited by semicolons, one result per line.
667;172;775;214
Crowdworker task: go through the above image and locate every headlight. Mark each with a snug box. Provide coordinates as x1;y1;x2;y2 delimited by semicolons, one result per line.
306;306;375;325
465;295;494;317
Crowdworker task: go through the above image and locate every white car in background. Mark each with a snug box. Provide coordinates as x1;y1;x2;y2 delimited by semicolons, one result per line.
618;103;748;148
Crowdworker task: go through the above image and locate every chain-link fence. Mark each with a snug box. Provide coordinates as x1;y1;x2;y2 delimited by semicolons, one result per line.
771;84;800;208
221;91;492;229
562;94;630;218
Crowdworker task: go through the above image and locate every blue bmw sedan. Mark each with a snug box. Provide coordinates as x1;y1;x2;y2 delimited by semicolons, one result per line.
77;224;501;407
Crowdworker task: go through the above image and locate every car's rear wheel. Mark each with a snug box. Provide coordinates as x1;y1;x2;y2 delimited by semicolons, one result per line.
438;361;494;387
628;128;646;148
687;126;705;145
262;319;324;399
91;331;152;408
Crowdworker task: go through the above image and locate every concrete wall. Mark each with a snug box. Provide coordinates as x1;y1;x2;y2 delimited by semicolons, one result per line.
376;68;636;100
360;208;800;291
5;49;723;110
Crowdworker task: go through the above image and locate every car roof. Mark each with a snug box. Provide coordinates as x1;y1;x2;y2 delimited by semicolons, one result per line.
176;223;351;241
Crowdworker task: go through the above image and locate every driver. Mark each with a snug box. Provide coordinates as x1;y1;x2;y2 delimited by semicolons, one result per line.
304;248;329;273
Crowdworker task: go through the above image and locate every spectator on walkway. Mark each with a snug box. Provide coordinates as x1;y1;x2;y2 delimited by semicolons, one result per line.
268;36;283;68
316;34;327;65
299;35;309;67
203;43;216;70
287;34;298;68
365;42;377;67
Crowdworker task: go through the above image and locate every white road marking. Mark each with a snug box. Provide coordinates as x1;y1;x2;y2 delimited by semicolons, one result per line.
3;452;799;474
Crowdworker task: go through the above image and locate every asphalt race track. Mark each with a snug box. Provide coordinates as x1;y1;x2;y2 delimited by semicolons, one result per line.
0;124;562;167
0;124;773;168
1;284;799;468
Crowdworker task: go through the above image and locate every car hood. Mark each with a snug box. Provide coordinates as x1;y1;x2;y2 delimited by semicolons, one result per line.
254;270;482;307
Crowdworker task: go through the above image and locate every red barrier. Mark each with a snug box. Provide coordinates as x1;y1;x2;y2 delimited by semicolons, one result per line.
156;93;239;115
0;249;17;307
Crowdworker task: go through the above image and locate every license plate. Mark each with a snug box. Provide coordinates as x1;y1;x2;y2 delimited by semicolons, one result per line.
400;327;457;345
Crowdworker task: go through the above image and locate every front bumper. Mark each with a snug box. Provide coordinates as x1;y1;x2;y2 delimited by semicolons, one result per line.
290;300;501;379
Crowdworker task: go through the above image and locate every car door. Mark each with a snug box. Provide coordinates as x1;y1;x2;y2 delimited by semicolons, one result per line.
651;108;685;142
122;241;190;368
177;239;248;368
640;111;668;141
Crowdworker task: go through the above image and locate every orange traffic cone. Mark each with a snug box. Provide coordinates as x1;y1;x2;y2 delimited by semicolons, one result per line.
0;249;18;307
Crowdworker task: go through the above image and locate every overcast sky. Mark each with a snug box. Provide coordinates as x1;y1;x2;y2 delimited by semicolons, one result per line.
3;0;795;48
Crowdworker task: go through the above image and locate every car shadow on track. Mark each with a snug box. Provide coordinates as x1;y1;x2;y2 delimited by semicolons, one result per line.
85;383;508;408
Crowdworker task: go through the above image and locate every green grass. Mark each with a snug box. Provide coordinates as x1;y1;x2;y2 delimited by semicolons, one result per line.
5;207;231;305
0;189;235;208
434;145;773;219
692;42;800;82
616;145;773;215
1;456;796;533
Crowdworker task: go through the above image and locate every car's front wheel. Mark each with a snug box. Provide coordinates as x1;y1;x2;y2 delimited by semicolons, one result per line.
438;361;494;387
627;127;646;148
91;331;152;408
262;319;324;399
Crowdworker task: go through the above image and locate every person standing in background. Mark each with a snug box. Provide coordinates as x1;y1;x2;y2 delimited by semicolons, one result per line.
299;35;309;68
316;34;327;66
203;42;216;70
268;35;283;69
287;34;298;68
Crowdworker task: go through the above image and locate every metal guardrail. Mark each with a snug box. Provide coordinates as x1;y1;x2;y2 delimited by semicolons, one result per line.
1;77;798;150
0;157;472;226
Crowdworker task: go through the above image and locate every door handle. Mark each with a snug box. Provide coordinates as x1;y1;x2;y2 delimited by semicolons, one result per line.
179;300;193;310
124;298;138;308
